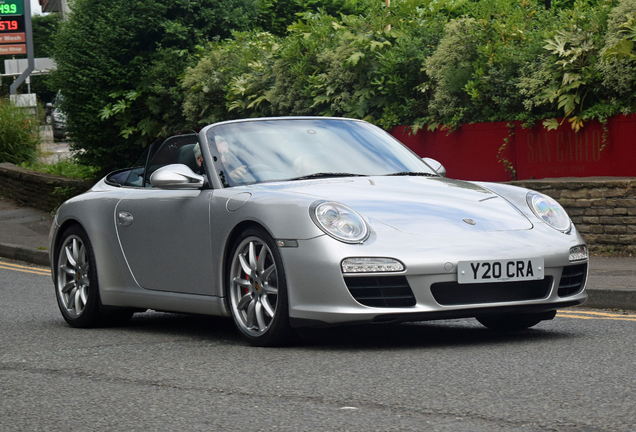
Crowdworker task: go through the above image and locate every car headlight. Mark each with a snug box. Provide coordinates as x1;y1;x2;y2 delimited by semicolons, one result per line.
526;191;571;232
310;201;369;244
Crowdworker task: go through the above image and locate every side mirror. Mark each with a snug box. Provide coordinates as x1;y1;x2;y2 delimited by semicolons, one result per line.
150;164;205;189
422;157;446;178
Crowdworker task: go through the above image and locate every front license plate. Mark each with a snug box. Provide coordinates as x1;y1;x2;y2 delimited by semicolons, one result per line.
457;258;544;284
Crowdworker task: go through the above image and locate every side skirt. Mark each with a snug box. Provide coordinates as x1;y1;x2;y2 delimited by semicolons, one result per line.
101;288;231;317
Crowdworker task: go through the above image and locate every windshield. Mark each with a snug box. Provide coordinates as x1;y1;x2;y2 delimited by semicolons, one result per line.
206;118;436;187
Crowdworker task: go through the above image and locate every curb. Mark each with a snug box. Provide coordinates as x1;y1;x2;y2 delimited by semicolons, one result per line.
585;288;636;311
0;243;50;267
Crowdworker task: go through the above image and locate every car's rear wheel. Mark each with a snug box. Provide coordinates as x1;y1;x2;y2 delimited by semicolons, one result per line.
476;310;556;331
228;227;295;346
55;224;133;328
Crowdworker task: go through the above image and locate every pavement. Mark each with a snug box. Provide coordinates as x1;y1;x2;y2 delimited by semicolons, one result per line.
0;196;634;311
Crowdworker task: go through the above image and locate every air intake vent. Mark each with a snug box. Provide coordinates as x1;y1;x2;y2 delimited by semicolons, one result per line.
558;264;587;297
431;278;553;306
344;276;415;307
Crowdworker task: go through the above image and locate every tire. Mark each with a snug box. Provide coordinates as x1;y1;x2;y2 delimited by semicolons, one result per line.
227;227;295;346
476;310;556;331
54;224;133;328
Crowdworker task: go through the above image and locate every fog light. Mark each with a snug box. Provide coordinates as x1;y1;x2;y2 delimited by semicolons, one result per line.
341;258;405;273
569;245;588;261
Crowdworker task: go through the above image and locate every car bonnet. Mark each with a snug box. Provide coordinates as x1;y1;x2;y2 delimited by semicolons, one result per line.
256;176;533;234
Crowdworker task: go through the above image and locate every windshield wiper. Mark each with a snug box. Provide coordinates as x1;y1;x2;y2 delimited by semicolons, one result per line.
385;171;437;177
289;172;368;181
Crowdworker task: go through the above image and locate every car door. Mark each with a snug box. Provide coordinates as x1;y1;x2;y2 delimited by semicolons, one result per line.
115;189;215;295
115;134;216;296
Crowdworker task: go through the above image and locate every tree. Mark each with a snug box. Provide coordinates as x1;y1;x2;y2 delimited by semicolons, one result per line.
32;13;62;58
51;0;266;171
31;13;62;103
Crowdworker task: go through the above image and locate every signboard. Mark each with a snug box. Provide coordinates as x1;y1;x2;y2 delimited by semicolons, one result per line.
0;32;23;43
0;43;25;54
0;0;23;16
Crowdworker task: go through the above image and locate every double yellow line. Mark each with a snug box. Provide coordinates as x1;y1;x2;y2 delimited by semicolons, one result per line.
558;309;636;322
0;260;51;276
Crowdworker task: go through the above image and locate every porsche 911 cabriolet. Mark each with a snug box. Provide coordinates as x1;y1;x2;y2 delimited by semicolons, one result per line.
50;117;588;346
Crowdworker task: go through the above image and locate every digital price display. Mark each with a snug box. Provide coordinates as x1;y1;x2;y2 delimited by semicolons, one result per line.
0;19;18;30
0;0;23;16
0;15;23;33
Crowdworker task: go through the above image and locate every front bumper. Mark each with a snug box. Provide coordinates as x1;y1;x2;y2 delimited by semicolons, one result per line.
280;225;588;327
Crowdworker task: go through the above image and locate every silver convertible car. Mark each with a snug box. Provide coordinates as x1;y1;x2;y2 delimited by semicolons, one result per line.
50;117;588;346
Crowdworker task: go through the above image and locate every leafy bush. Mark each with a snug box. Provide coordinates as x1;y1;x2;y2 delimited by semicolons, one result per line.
183;31;280;126
425;0;565;128
51;0;267;171
531;0;615;130
183;0;561;129
183;0;448;127
259;0;369;36
274;5;444;127
0;100;40;165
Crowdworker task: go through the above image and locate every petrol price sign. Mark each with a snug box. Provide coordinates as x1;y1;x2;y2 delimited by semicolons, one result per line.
0;1;25;56
0;15;23;33
0;0;23;16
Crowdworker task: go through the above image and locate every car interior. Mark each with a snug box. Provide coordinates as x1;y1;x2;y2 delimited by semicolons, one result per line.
106;134;199;188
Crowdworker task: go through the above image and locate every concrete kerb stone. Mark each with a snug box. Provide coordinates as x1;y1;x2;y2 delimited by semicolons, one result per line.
0;242;50;267
585;288;636;311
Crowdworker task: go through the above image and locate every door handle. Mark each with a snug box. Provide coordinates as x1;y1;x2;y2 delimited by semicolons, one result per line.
117;211;134;227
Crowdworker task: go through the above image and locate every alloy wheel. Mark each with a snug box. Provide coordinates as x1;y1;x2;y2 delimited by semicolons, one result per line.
57;235;90;318
229;236;279;337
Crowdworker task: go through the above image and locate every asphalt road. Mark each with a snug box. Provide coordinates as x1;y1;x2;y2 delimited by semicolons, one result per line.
2;259;636;431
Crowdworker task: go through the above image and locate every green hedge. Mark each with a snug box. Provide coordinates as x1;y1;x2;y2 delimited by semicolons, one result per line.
183;0;636;132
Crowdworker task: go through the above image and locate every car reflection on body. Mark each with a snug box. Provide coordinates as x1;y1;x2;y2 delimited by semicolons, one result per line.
50;117;588;346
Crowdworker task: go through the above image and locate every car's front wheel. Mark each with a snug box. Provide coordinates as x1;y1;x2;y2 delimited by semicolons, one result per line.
227;227;295;346
476;310;556;331
55;224;133;328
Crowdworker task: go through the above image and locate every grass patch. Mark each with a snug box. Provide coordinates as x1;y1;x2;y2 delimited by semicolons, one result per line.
0;99;40;165
589;245;635;258
19;158;99;180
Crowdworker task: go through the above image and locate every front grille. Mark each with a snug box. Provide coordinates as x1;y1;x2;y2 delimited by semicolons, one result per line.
431;277;553;306
344;276;416;307
558;263;587;297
